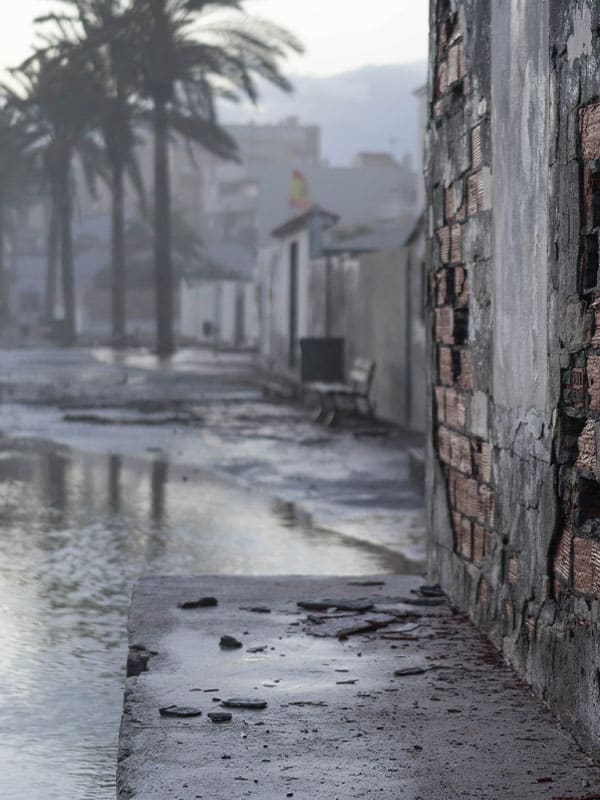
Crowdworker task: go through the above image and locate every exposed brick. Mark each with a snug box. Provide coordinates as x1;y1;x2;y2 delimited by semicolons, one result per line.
473;524;486;565
437;424;451;464
474;441;492;483
454;266;469;306
445;388;466;429
573;537;594;595
572;367;585;409
467;171;485;216
576;419;597;473
592;540;600;597
436;269;449;306
458;349;474;390
437;60;449;97
479;484;495;527
471;125;482;170
587;354;600;410
439;346;454;386
437;226;451;263
580;103;600;161
447;43;460;85
434;98;446;120
504;600;514;628
508;555;519;585
435;386;446;425
435;306;454;345
454;475;480;518
460;517;473;560
554;527;573;583
450;224;463;264
449;431;472;475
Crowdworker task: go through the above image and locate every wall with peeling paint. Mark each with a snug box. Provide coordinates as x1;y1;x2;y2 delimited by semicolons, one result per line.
427;0;600;758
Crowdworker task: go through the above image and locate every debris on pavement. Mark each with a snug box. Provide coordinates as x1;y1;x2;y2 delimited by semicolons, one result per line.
159;705;202;718
297;598;375;612
208;712;233;723
179;597;218;609
219;635;243;649
221;698;268;710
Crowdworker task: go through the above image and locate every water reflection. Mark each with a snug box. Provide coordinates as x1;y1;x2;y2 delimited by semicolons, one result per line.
0;439;411;800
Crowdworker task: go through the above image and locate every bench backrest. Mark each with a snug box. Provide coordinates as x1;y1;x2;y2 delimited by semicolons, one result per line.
349;358;376;395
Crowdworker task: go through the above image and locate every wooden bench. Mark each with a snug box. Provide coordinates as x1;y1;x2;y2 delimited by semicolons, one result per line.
305;358;376;426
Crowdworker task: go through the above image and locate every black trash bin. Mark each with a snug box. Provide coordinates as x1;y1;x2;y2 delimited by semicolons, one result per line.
300;338;345;383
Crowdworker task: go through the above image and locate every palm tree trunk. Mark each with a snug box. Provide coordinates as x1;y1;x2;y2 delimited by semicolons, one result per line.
58;160;76;345
153;98;175;356
111;159;126;347
45;189;59;323
0;193;7;328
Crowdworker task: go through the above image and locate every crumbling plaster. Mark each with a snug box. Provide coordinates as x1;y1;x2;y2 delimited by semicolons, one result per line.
427;0;600;758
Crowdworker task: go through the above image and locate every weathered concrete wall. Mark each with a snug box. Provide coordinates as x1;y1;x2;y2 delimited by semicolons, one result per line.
307;248;426;430
427;0;600;759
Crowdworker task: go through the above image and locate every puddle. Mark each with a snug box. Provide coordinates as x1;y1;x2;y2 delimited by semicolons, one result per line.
0;440;408;800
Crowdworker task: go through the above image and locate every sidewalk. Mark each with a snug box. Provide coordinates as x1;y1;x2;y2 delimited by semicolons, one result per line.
117;575;600;800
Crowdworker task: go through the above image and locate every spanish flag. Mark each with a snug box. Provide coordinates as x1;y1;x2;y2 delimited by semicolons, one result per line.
290;170;311;211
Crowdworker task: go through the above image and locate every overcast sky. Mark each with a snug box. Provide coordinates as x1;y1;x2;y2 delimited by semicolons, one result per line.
0;1;429;77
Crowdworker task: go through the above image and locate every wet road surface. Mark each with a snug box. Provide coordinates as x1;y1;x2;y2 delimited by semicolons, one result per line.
0;348;425;800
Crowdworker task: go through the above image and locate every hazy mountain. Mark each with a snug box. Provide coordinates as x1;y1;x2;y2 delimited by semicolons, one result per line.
218;62;428;167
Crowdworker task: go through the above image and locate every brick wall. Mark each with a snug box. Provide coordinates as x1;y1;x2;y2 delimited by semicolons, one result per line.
430;0;496;617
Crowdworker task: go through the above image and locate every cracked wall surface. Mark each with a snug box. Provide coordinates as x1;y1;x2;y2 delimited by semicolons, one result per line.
427;0;600;757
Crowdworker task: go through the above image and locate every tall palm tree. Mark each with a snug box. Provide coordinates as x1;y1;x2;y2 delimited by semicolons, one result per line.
132;0;303;356
45;0;146;346
8;48;102;344
0;101;40;326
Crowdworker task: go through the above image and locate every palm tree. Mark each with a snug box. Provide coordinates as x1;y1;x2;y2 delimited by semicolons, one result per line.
43;1;146;347
0;101;40;326
132;0;303;356
8;48;102;344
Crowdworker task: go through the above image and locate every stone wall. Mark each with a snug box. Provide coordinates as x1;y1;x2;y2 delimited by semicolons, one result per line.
427;0;600;757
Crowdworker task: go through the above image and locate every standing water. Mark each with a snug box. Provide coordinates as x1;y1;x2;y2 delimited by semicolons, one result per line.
0;441;404;799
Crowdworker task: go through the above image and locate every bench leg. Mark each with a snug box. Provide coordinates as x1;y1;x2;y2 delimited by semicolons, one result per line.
324;394;340;427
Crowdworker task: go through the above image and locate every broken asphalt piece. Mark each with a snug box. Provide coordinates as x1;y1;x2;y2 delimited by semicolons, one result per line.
159;705;202;718
179;597;218;610
240;605;271;614
305;613;396;639
398;596;446;607
297;598;375;612
287;701;327;707
126;645;156;677
208;712;232;723
417;584;445;598
222;698;267;710
347;580;386;587
220;635;243;649
394;667;428;677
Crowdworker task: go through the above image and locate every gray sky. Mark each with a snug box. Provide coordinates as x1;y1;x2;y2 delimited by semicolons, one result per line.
0;1;429;77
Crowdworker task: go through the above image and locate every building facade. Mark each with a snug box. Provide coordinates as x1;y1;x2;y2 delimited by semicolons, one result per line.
427;0;600;756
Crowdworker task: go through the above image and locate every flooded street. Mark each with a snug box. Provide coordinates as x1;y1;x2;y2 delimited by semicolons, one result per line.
0;348;425;800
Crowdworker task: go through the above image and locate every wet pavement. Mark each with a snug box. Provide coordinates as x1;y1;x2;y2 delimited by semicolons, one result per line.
119;575;600;800
0;347;425;800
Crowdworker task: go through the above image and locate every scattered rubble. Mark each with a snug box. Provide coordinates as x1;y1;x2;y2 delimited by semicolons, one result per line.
179;597;218;610
219;635;243;649
159;706;202;718
221;698;268;710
